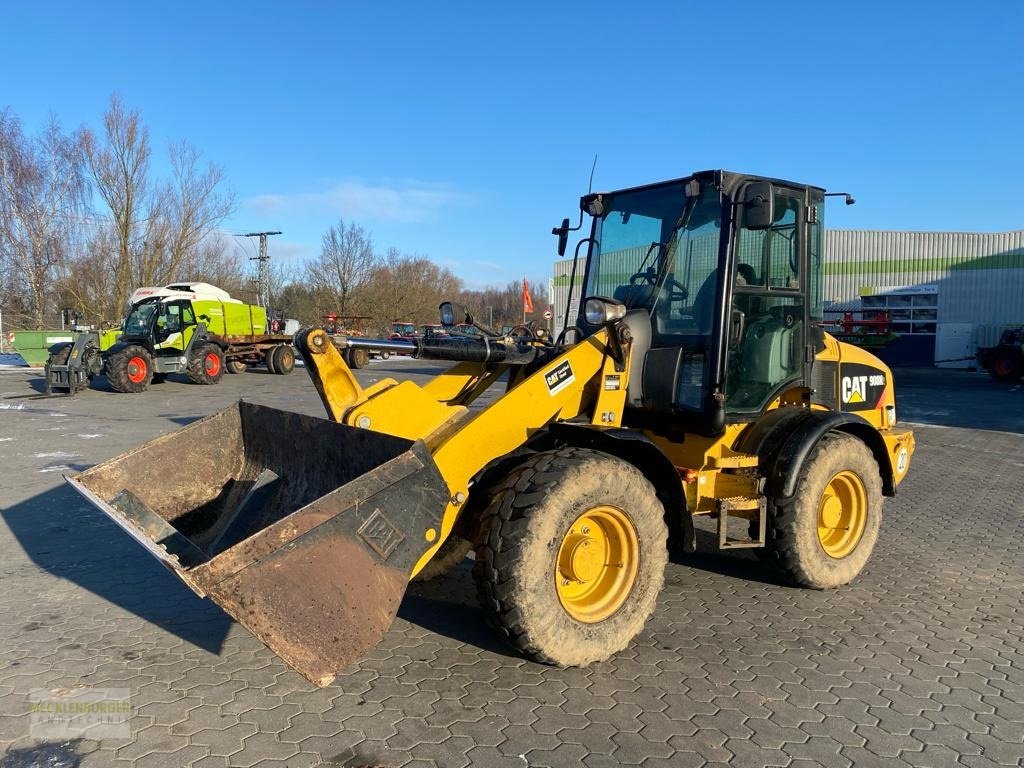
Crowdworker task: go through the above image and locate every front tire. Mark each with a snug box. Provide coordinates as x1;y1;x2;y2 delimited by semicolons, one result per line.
765;433;883;589
106;345;154;393
474;448;667;666
187;344;225;385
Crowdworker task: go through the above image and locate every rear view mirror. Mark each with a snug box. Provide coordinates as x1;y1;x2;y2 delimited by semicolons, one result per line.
552;218;570;257
742;182;775;230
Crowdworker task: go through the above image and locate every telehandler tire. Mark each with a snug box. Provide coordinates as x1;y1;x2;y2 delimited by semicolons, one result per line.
474;448;667;666
272;345;295;374
988;348;1024;382
412;535;473;582
106;345;154;393
188;344;225;385
765;432;882;589
226;359;247;374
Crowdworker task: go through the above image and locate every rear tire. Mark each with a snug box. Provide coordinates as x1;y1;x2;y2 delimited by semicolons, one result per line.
764;433;882;589
412;536;473;582
473;448;667;666
226;359;247;374
272;345;295;374
988;347;1024;382
187;344;225;385
106;345;154;393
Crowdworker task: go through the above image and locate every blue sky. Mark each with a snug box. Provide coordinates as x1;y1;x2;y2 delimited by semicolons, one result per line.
6;1;1022;290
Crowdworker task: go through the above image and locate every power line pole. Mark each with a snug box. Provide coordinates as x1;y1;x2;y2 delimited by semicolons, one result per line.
238;231;281;308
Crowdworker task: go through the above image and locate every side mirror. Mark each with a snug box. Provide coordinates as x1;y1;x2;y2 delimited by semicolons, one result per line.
439;301;472;327
552;217;570;257
742;182;775;230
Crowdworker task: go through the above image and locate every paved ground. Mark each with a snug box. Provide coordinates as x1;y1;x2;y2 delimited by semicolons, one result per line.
0;361;1022;768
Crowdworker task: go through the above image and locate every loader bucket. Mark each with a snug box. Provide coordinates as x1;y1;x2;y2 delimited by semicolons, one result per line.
67;401;450;687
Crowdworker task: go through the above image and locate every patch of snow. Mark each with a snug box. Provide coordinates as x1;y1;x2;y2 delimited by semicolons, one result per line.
77;434;104;439
34;451;79;460
39;464;74;473
0;437;13;442
0;403;25;410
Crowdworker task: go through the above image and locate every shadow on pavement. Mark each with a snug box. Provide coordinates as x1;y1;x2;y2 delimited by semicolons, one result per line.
893;366;1024;434
0;739;84;768
1;484;233;655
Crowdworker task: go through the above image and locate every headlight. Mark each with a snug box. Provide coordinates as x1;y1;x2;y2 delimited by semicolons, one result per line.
584;297;626;326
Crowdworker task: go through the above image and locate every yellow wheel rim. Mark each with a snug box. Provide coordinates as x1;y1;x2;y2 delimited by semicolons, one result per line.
555;505;639;623
817;470;868;559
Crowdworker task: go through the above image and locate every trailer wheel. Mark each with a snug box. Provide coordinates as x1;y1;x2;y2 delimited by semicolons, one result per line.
272;345;295;374
264;347;278;374
107;345;154;393
474;448;667;666
765;432;882;589
226;359;247;374
345;347;370;369
412;535;473;582
988;347;1024;382
188;344;225;385
379;350;391;360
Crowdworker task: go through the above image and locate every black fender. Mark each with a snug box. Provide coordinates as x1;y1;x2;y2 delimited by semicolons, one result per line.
736;407;896;502
543;422;695;553
102;340;143;358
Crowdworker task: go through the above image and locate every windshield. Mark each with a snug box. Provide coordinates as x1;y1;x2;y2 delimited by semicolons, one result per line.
584;179;723;335
124;301;159;336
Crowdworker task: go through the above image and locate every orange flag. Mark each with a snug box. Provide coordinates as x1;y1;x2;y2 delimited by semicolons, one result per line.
522;277;534;314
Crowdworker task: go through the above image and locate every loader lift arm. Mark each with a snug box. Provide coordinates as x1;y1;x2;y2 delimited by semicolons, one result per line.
294;325;639;577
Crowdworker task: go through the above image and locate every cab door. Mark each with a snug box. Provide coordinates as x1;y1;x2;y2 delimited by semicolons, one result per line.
724;186;807;414
153;301;195;353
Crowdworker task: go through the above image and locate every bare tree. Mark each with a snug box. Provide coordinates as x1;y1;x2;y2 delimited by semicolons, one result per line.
359;248;462;332
76;96;236;320
307;219;377;317
0;111;88;327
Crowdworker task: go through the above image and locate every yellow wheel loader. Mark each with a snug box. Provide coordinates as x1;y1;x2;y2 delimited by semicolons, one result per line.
69;170;915;686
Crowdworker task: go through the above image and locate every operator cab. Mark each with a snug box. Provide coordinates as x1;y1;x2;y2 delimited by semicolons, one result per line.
572;170;827;436
123;297;197;350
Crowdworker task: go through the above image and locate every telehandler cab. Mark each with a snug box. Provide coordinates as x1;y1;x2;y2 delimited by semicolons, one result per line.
70;170;915;686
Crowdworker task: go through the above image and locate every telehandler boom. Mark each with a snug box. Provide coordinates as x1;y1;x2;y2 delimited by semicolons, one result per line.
70;170;914;686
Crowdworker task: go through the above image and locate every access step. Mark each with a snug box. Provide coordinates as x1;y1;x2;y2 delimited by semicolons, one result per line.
716;495;767;549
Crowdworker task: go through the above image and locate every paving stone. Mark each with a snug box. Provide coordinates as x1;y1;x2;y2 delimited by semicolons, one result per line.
2;380;1024;768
